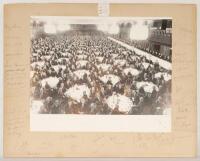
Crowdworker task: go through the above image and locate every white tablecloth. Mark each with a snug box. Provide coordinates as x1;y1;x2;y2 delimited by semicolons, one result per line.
49;51;54;55
163;107;171;115
30;71;35;79
36;49;41;53
124;68;140;76
65;84;90;102
77;55;87;60
94;52;100;56
136;81;158;93
96;56;104;62
76;60;88;67
100;74;120;85
142;62;150;69
31;100;43;114
61;52;71;57
43;55;51;60
52;65;66;72
41;77;59;88
31;61;45;68
97;64;111;71
106;94;133;112
58;58;69;62
77;50;83;54
32;53;37;56
114;59;127;66
73;70;90;79
111;54;118;59
131;55;139;61
155;72;172;81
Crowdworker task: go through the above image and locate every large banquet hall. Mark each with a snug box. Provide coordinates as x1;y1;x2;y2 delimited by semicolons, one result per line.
30;17;172;115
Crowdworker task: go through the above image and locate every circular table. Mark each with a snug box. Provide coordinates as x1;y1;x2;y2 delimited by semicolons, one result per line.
77;50;83;54
136;81;159;93
41;77;59;88
65;84;90;102
97;63;111;71
43;55;51;60
76;60;88;67
65;48;70;52
31;100;43;114
32;53;37;57
77;55;87;60
30;71;35;79
155;72;171;81
114;59;127;66
111;54;118;59
36;49;41;53
49;51;54;55
100;74;120;86
123;67;140;76
73;70;90;79
142;62;150;69
163;107;171;115
106;94;133;112
52;65;66;72
58;58;69;63
61;52;71;57
31;61;45;68
96;56;104;62
131;55;139;61
94;52;100;56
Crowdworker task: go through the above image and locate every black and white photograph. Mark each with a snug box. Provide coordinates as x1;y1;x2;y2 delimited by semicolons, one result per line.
30;17;172;116
3;1;199;157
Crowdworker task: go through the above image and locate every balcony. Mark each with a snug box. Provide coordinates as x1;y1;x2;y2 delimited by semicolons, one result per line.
148;29;172;46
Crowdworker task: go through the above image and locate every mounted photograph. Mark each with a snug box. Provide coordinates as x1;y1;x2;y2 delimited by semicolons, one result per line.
30;17;172;116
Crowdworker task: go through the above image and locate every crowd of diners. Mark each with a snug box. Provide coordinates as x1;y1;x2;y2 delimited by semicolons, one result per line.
111;34;172;62
30;30;171;115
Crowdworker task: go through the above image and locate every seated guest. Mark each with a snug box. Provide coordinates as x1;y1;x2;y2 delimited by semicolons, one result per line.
34;82;42;99
111;105;125;115
31;31;171;115
40;97;53;114
51;100;60;114
106;77;113;86
101;99;111;114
